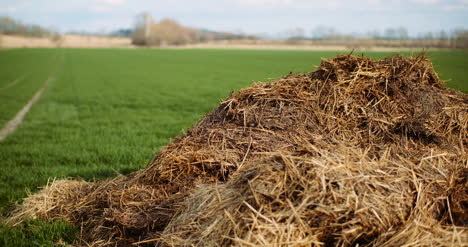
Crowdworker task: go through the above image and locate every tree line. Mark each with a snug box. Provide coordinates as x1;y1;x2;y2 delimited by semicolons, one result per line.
2;14;467;49
282;26;468;49
131;13;256;46
0;16;58;38
131;13;468;48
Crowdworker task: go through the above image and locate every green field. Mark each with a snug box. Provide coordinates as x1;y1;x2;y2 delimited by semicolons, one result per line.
0;48;467;245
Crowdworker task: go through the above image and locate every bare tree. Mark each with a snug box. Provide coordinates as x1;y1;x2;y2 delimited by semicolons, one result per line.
0;16;55;37
50;33;64;47
131;12;154;45
452;29;468;48
396;27;408;39
384;28;397;39
150;19;199;46
311;26;336;39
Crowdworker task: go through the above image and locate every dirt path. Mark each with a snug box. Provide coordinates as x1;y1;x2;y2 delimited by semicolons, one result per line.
0;74;28;91
0;76;53;141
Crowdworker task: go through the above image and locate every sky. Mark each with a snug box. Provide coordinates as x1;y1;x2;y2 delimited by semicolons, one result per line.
0;0;467;37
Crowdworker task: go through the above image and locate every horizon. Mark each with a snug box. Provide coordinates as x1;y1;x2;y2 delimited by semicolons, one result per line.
1;0;468;38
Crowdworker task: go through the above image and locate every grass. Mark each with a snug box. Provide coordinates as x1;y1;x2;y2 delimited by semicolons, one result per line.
0;48;345;211
0;48;467;245
428;50;468;93
0;218;76;246
0;49;61;127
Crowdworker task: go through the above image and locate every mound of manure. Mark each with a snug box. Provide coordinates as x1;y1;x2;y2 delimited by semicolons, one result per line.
8;54;467;246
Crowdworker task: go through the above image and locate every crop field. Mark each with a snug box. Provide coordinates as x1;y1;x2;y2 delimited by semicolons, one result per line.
0;48;467;245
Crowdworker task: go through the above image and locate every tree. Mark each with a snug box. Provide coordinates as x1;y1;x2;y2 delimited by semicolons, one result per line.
286;27;305;40
150;18;198;46
452;29;468;48
0;16;54;37
131;13;204;46
384;28;397;39
131;12;153;45
396;27;408;39
311;26;336;40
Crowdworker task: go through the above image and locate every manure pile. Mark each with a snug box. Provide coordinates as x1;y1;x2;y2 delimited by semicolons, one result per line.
9;54;468;246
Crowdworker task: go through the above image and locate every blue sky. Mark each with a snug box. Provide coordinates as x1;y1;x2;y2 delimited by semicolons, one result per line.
0;0;467;36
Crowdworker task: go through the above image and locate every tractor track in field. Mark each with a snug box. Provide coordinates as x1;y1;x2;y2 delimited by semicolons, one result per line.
0;74;28;91
0;52;64;142
0;76;54;141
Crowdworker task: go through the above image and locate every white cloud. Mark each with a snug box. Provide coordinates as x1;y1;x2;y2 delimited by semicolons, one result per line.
97;0;127;5
239;0;292;4
237;0;341;9
90;4;112;12
2;0;467;35
0;6;17;13
412;0;439;3
443;4;468;10
365;0;388;10
90;0;127;13
442;0;468;10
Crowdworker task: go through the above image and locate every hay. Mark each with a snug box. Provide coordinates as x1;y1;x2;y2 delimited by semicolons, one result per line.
7;54;467;246
162;149;467;246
